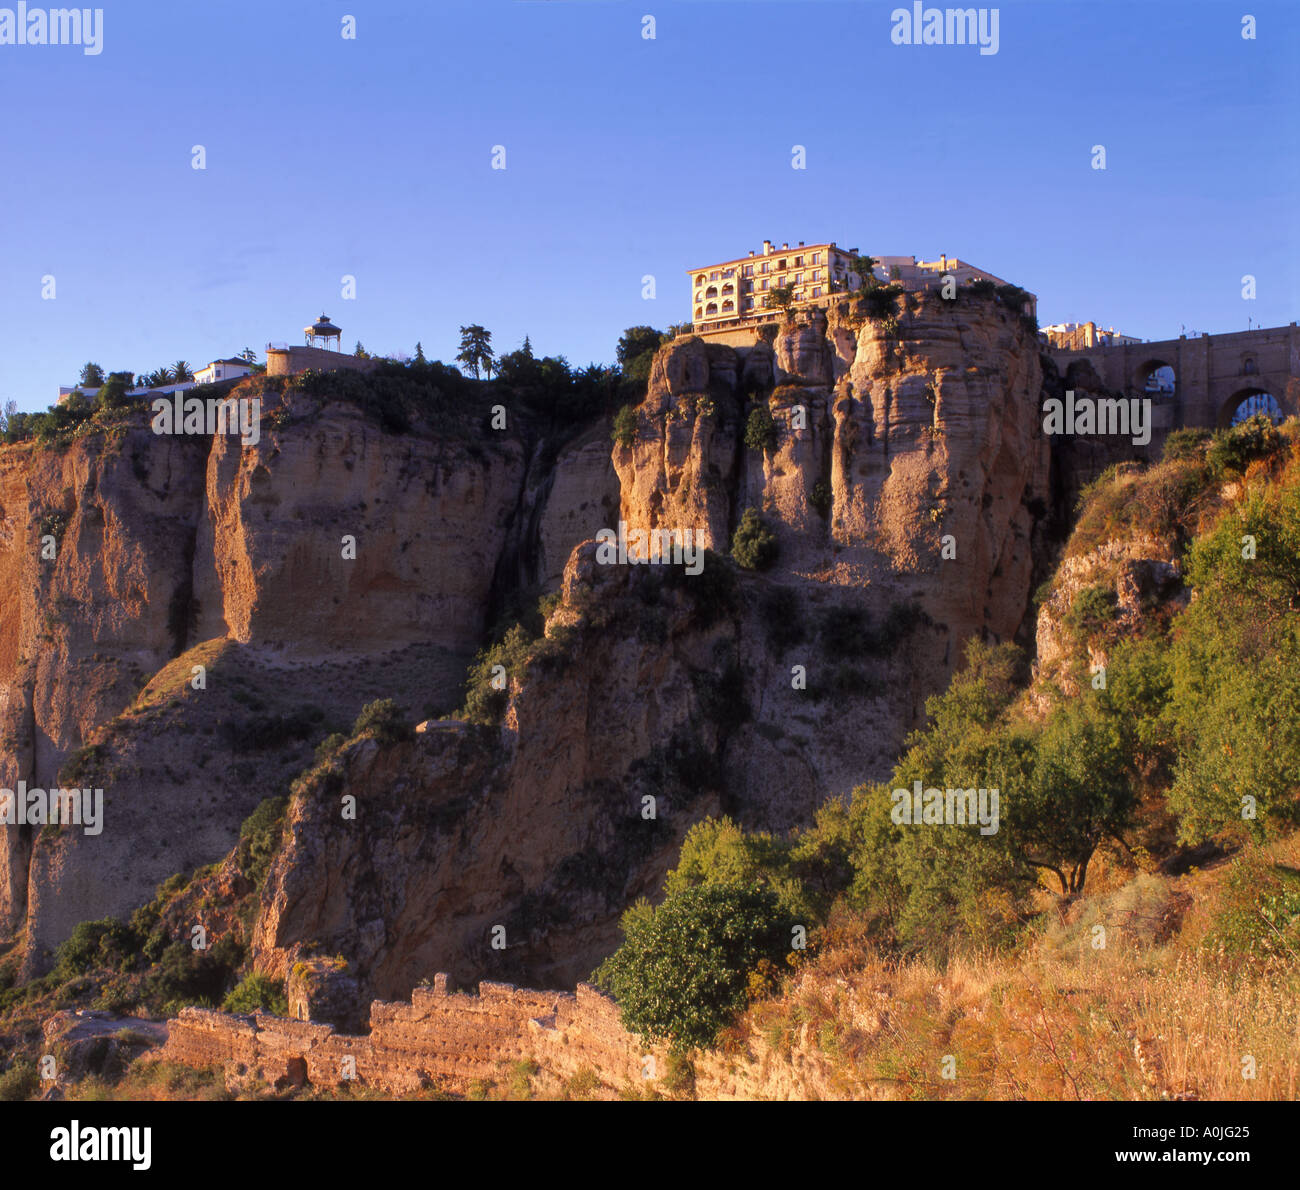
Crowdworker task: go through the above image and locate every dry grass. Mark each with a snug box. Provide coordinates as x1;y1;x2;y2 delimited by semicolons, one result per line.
713;843;1300;1101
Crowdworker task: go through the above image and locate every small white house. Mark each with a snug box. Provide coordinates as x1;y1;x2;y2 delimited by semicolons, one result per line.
194;358;255;386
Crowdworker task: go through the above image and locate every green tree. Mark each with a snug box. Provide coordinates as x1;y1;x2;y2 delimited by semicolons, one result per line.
414;341;426;364
762;285;795;313
731;508;778;570
172;360;194;382
593;883;796;1051
456;325;495;379
1018;696;1136;896
616;326;662;369
78;362;105;387
744;405;778;453
847;253;878;290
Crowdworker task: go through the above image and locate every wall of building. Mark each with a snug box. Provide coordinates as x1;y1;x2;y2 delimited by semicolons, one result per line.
265;345;381;378
162;975;660;1095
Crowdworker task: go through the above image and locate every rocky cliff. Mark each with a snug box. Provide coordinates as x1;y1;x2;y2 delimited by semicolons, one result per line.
241;291;1061;1002
0;384;614;974
3;291;1062;994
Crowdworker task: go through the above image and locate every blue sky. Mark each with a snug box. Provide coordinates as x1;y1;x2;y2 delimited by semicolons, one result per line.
0;0;1295;409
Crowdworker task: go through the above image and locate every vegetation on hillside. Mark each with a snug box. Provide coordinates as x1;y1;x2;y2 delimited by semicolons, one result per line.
597;415;1300;1058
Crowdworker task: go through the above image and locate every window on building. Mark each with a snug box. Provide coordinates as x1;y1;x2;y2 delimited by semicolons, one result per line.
761;262;769;273
744;265;753;277
795;273;803;283
795;256;804;266
761;279;769;290
710;271;720;280
812;287;821;298
812;252;821;264
745;298;754;308
779;259;787;269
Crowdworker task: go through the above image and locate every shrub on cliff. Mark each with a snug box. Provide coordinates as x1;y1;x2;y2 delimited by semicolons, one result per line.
731;508;778;571
460;624;534;725
862;283;903;320
593;883;797;1051
237;796;289;890
351;698;413;745
744;405;778;453
1207;412;1285;479
1062;582;1118;644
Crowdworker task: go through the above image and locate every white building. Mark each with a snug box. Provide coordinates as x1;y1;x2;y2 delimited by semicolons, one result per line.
194;358;255;385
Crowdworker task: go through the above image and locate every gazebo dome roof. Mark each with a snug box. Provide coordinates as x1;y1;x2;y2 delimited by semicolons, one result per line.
305;314;341;336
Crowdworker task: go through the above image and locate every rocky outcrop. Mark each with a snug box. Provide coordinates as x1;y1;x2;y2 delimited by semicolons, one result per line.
616;293;1051;666
0;387;622;970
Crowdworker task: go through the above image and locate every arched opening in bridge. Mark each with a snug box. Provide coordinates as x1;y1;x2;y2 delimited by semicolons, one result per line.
1139;362;1176;396
1221;388;1283;428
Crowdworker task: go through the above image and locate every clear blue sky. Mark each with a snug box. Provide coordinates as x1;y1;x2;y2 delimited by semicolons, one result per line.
0;0;1295;409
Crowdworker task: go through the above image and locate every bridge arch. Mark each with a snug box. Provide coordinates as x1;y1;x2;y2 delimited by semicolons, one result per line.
1138;359;1176;396
1220;387;1284;428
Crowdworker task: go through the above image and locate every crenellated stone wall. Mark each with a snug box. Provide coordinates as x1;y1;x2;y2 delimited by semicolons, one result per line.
162;974;660;1096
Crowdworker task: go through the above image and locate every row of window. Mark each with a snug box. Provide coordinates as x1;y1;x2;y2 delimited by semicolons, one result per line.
695;269;827;299
695;251;834;287
694;286;827;318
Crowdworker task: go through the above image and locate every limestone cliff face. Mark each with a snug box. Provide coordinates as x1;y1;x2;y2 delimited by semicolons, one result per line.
0;389;614;969
616;293;1051;667
252;547;731;997
4;297;1060;991
0;430;209;939
193;403;525;655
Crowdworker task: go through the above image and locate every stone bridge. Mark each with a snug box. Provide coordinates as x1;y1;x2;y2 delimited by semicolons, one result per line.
1048;322;1300;445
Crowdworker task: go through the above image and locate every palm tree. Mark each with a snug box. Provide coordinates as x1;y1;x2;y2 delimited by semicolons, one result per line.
172;360;195;382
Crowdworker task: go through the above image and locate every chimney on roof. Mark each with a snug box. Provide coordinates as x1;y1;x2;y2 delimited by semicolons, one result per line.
798;241;804;247
762;239;772;254
748;250;755;257
781;242;789;250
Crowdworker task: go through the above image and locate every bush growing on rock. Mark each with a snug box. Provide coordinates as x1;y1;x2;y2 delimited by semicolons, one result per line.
350;698;413;745
744;405;778;453
1207;412;1285;479
731;508;778;571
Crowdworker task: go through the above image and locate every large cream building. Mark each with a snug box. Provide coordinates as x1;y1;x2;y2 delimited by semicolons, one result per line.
687;241;1035;330
688;240;863;327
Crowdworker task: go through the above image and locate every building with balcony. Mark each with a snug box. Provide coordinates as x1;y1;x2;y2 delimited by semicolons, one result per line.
687;242;1036;336
688;240;866;328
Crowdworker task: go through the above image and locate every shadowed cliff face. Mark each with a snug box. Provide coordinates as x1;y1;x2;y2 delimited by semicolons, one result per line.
0;389;617;971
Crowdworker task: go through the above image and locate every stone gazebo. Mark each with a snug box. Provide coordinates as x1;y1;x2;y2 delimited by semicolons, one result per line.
304;313;342;351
